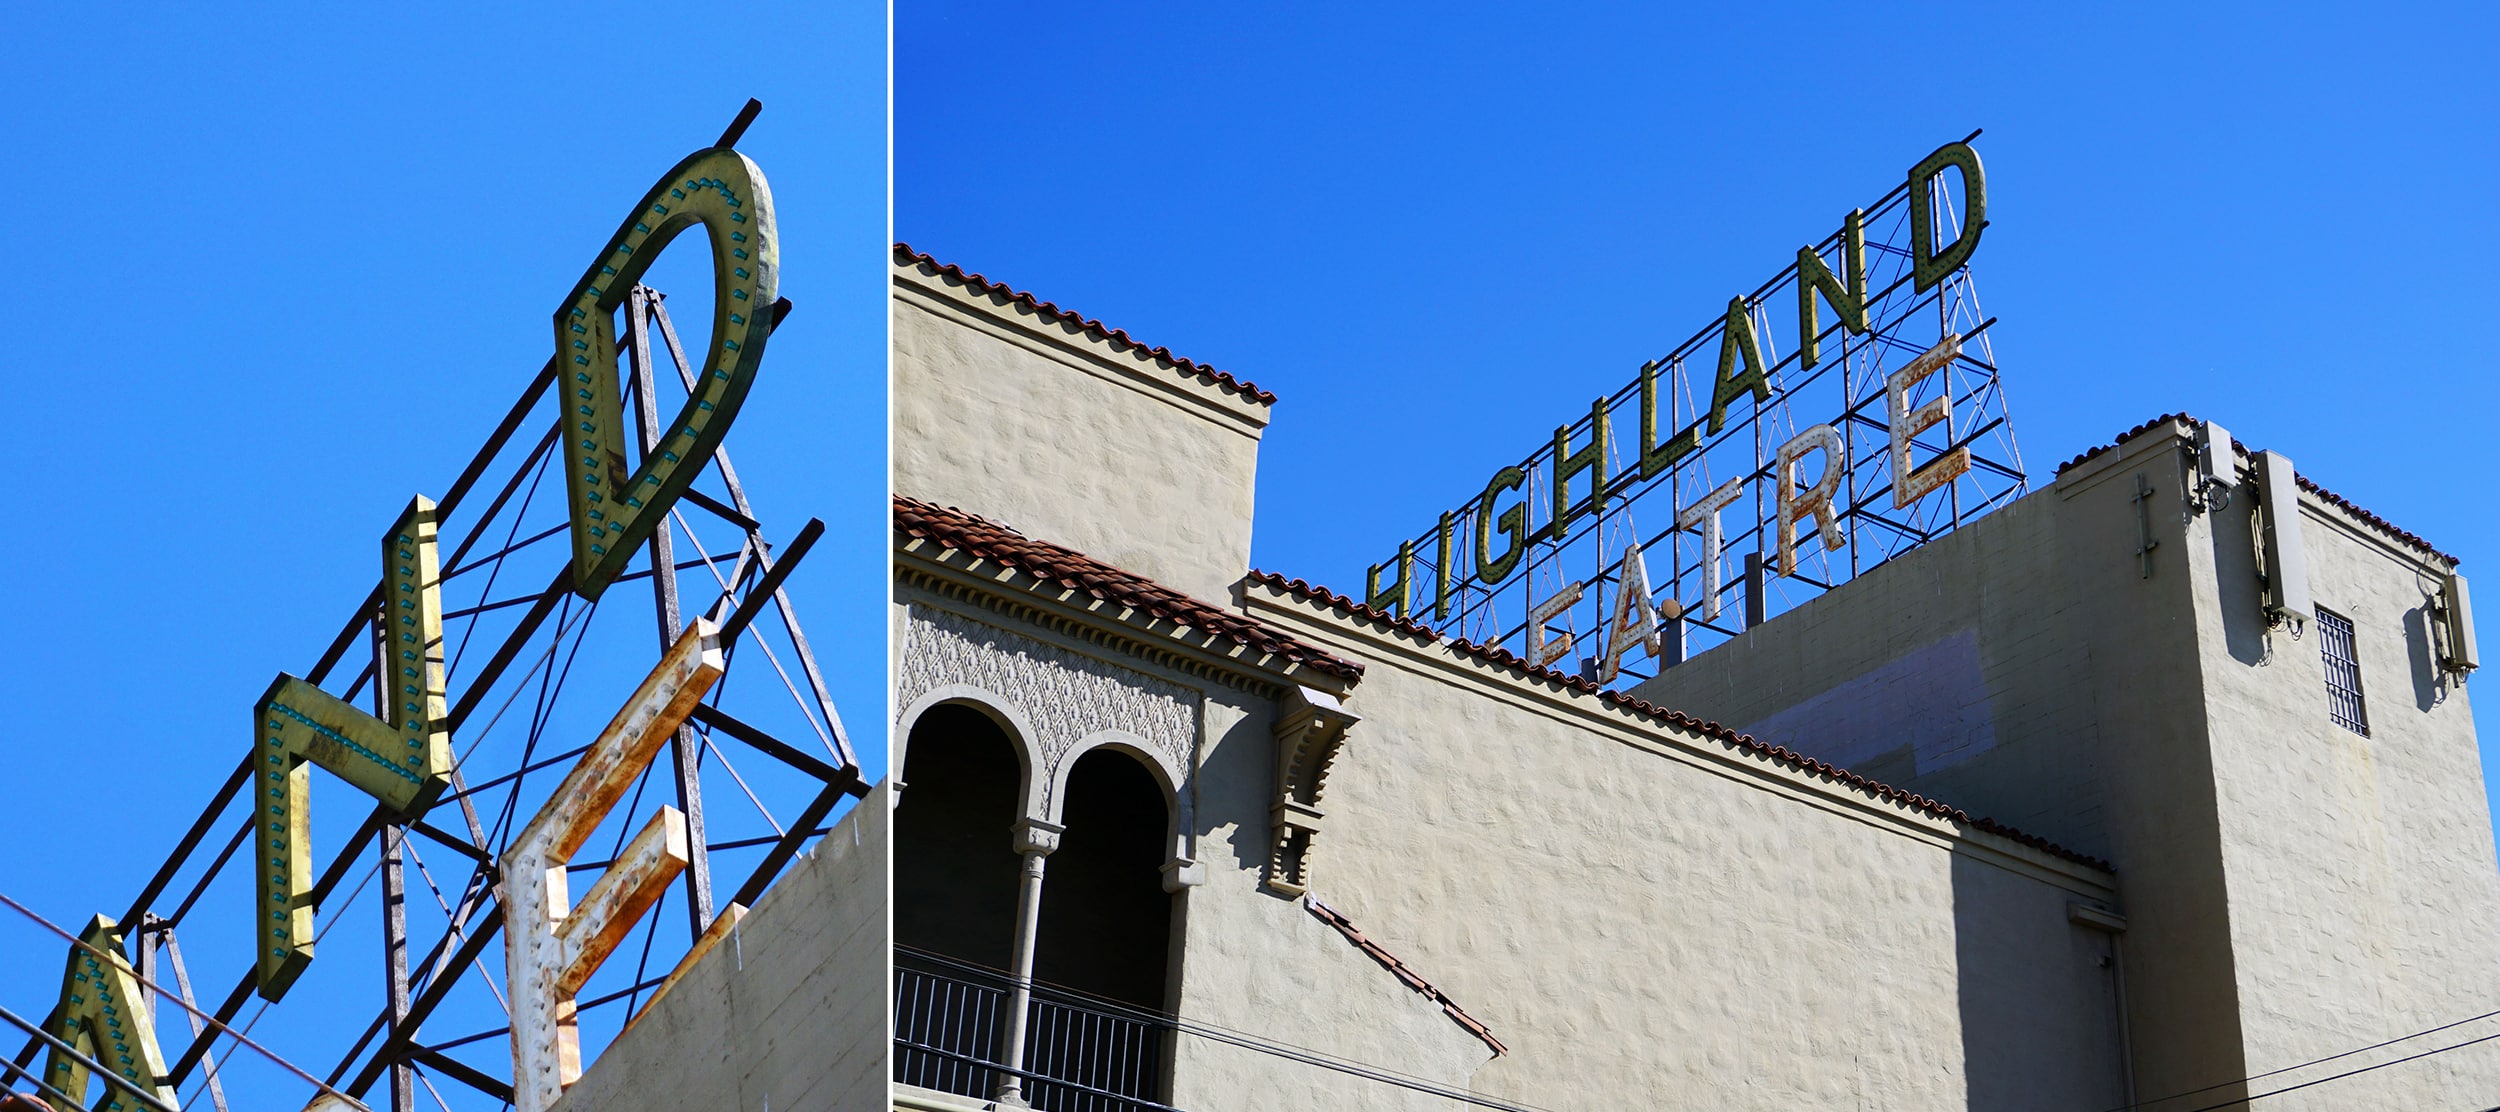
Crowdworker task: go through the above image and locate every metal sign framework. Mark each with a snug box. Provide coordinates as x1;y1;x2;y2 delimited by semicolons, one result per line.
5;107;868;1112
1366;132;2026;687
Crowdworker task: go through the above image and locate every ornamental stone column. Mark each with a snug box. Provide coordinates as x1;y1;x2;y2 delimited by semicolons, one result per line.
994;816;1064;1107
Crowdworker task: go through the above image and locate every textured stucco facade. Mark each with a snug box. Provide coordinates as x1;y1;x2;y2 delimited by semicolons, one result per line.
891;254;1271;604
554;787;889;1112
875;254;2453;1112
895;550;2135;1111
1633;417;2500;1108
1211;586;2130;1111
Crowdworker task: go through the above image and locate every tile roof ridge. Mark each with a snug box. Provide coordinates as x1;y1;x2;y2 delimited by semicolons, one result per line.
1247;570;2112;873
1302;894;1508;1057
893;242;1278;406
1245;570;1445;641
2055;413;2458;566
894;496;1362;681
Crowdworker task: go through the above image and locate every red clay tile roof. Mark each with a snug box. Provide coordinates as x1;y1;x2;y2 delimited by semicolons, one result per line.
2055;413;2458;566
1304;895;1508;1057
896;496;1362;680
894;244;1278;406
1247;571;2113;872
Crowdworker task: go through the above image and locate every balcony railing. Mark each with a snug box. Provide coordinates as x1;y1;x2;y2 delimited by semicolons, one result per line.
894;947;1181;1112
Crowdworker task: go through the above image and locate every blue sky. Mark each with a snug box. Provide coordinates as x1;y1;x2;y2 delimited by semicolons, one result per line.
0;6;883;1109
896;6;2500;834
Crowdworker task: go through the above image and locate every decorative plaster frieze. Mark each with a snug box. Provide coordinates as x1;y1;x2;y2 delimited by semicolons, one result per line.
900;603;1197;818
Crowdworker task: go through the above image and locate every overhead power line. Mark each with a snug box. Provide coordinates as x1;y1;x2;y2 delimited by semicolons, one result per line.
2102;1004;2500;1112
2171;1029;2500;1112
0;891;361;1109
899;946;1556;1112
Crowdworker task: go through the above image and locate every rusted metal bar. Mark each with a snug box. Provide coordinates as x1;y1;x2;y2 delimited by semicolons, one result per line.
717;518;823;645
648;295;855;773
715;98;762;149
348;908;504;1098
381;829;414;1112
629;286;716;941
156;928;229;1112
163;804;389;1084
408;820;491;865
326;862;495;1088
164;971;248;1087
689;702;843;784
729;771;862;911
438;427;562;577
443;520;568;581
681;488;761;534
444;555;728;621
445;565;573;732
408;1045;513;1104
308;585;389;688
118;754;249;928
441;357;561;523
436;741;592;806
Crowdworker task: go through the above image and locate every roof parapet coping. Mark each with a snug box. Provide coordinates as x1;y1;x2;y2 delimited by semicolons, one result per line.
2056;412;2458;566
893;243;1278;410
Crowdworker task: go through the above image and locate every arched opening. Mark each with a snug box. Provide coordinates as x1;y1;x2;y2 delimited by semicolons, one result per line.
893;703;1025;1096
1029;747;1175;1106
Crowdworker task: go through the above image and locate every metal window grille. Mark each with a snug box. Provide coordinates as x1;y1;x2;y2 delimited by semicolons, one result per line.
895;947;1181;1112
2319;608;2370;737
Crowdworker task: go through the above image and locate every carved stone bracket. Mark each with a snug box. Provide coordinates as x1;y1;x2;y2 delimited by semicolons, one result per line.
1012;817;1065;858
1266;686;1359;895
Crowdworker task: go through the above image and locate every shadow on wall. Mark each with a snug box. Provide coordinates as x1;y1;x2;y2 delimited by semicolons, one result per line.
1741;629;1996;783
1951;854;2130;1111
2209;493;2269;669
2403;604;2444;714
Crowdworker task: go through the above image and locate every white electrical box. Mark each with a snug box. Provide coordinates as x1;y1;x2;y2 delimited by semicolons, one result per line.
2255;450;2312;628
2197;420;2233;499
2444;572;2479;674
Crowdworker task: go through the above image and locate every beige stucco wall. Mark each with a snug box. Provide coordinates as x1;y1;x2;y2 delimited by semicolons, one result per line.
2192;453;2500;1108
1215;594;2129;1111
893;565;2130;1111
891;259;1270;604
1631;418;2500;1108
556;786;889;1112
1168;687;1494;1112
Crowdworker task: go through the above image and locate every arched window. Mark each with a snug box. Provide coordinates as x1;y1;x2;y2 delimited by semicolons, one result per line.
1036;748;1174;1011
1027;747;1175;1107
894;703;1025;1096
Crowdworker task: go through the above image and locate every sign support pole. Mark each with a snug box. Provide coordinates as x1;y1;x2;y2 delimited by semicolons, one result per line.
628;285;717;939
381;827;414;1112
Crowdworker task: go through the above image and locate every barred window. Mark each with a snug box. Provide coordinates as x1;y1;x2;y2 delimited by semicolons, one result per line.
2318;608;2370;737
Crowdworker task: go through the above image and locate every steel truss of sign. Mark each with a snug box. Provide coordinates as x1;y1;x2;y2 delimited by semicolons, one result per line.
3;106;869;1112
1364;132;2025;689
